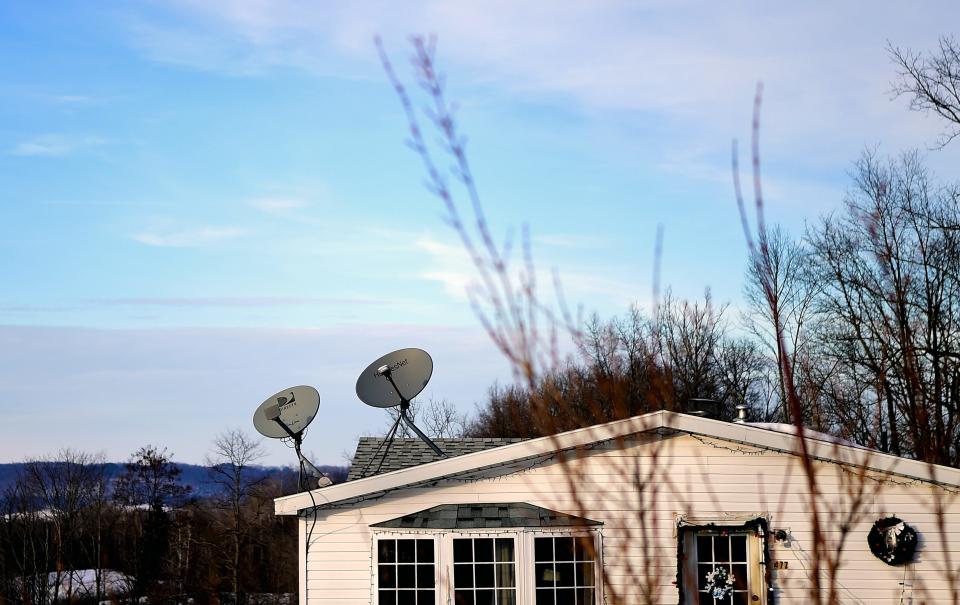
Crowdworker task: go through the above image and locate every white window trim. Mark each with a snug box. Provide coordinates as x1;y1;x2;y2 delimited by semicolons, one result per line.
372;528;604;605
372;531;443;605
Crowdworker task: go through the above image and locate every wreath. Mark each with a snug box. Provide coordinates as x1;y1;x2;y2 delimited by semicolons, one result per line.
867;516;917;566
704;566;735;600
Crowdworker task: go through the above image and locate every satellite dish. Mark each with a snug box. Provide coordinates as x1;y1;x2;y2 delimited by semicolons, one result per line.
354;348;445;478
356;348;433;408
253;385;320;439
251;385;331;491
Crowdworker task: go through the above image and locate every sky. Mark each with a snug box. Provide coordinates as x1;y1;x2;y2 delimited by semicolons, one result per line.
2;1;959;466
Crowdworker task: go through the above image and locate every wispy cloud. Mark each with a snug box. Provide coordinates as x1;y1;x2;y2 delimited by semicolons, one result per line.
91;296;390;307
116;1;958;167
11;134;106;157
131;226;246;247
42;93;98;105
248;197;309;212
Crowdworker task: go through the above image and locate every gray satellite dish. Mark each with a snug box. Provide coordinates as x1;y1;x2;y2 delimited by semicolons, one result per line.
253;385;321;439
355;348;445;478
252;385;331;490
356;348;433;408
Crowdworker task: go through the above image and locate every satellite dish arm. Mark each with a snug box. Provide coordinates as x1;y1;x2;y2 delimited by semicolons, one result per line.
270;416;333;489
298;450;332;487
401;408;446;457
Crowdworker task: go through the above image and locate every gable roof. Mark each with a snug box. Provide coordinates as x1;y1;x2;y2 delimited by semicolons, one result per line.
275;410;960;515
371;502;601;530
348;437;523;481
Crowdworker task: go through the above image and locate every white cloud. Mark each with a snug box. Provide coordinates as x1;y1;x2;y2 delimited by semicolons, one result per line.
131;226;246;247
115;0;960;163
11;134;106;157
0;323;511;465
248;197;309;212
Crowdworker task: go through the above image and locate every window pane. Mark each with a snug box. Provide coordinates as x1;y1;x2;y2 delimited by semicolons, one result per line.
497;589;517;605
554;563;575;587
576;588;594;605
535;538;553;561
454;591;474;605
536;563;555;587
536;589;555;605
730;536;746;562
575;537;594;562
555;538;575;561
697;564;711;591
556;588;575;605
696;536;711;562
714;537;729;562
732;565;748;590
418;590;435;605
380;590;397;605
496;564;515;588
417;540;435;563
398;540;416;563
398;564;416;588
697;592;712;605
474;590;495;605
475;539;494;562
418;564;435;589
379;564;397;588
731;593;748;605
475;563;495;588
576;563;594;587
397;590;416;605
454;539;473;562
454;564;474;588
380;540;397;563
495;538;515;563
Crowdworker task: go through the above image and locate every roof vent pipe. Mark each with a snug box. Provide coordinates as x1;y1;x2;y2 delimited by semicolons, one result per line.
733;404;749;424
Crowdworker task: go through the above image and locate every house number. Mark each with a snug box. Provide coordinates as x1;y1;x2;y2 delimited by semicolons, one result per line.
772;561;788;570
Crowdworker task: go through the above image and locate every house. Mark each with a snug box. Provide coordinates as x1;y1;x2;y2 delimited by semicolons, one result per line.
274;410;960;605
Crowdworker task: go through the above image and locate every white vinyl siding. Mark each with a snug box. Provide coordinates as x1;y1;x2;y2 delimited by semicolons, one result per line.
299;433;960;605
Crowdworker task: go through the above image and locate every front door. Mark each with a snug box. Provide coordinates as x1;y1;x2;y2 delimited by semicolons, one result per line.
681;526;767;605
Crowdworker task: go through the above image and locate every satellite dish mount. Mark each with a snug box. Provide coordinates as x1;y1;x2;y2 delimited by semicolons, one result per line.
253;386;332;492
377;363;445;457
356;348;446;478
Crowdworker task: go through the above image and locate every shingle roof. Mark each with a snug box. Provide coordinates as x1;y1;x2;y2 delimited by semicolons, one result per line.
371;502;602;529
347;437;523;481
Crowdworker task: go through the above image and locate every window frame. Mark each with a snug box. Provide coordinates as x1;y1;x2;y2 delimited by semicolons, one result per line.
372;532;442;605
372;528;603;605
679;523;767;605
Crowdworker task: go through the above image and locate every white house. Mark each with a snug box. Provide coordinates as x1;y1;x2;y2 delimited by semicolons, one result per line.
275;410;960;605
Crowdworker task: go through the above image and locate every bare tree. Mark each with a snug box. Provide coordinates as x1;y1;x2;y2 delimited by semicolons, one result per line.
890;35;960;148
22;450;107;603
381;396;467;439
207;429;266;604
742;226;819;422
807;150;960;464
114;445;191;600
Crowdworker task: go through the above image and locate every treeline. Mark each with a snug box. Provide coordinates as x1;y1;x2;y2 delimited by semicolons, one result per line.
0;432;345;604
467;149;960;468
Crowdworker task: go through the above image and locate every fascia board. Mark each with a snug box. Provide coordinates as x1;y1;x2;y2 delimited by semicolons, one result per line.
276;410;960;515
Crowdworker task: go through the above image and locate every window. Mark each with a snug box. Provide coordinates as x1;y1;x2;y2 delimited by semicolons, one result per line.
377;538;436;605
681;527;766;605
372;529;601;605
533;536;596;605
452;537;517;605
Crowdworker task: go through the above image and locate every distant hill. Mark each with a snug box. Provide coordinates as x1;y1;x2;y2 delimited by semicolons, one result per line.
0;462;349;501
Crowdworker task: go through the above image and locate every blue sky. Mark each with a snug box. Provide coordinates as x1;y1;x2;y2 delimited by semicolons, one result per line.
2;1;958;466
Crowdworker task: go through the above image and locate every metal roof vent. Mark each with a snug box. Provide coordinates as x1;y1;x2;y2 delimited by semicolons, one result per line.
733;404;749;424
684;398;721;420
